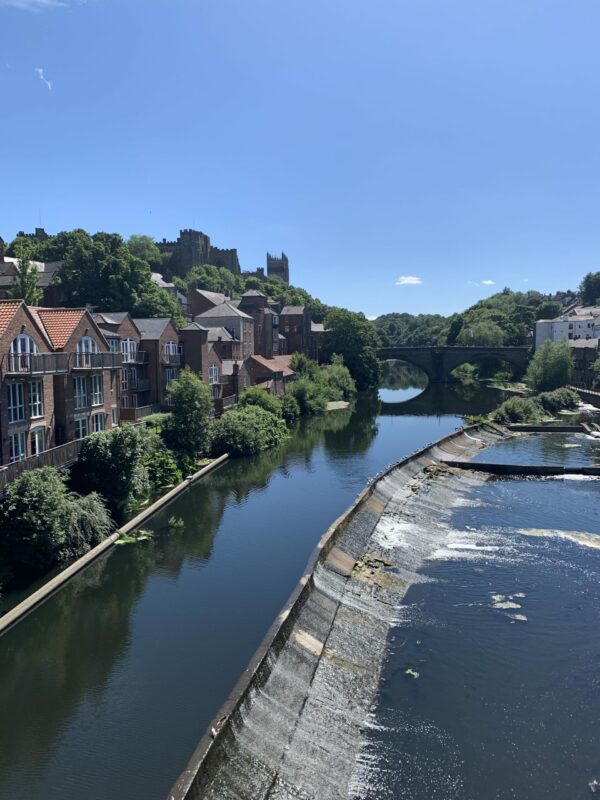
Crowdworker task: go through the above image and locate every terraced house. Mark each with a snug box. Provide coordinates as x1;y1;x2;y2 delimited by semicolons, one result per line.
0;301;121;465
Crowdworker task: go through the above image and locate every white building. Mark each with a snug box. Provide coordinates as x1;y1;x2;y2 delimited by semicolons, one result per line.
534;307;600;350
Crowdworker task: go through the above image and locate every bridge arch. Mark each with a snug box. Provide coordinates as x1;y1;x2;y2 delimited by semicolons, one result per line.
377;346;530;383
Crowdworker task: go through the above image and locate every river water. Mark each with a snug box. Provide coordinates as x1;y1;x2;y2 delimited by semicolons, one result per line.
0;378;504;800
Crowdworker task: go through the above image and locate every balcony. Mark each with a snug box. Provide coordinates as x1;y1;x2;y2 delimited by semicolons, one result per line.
119;404;157;422
131;378;151;392
162;352;181;366
122;350;149;365
71;352;123;370
3;352;69;376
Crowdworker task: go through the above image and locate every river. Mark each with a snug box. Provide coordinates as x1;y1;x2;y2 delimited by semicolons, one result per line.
0;375;505;800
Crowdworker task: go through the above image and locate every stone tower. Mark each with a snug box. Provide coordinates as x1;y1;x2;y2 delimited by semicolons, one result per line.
266;252;289;284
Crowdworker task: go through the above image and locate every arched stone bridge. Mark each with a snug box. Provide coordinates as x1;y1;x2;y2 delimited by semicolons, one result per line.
377;345;531;383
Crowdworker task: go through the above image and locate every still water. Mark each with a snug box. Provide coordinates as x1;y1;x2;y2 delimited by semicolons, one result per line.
355;462;600;798
0;378;504;800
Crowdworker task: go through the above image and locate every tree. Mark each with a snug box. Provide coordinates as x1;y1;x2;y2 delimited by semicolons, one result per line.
76;425;147;522
525;340;573;392
238;387;282;417
8;243;42;305
210;405;288;457
321;309;381;390
535;300;562;320
456;321;505;347
0;467;112;576
580;272;600;306
126;235;162;270
162;368;214;462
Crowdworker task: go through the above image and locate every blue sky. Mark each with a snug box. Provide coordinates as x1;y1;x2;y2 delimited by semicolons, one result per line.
2;0;600;317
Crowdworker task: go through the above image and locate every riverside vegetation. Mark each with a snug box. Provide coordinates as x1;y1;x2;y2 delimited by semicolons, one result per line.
0;358;356;592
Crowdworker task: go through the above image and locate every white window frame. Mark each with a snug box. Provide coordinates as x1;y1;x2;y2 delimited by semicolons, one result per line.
9;431;26;462
91;374;103;406
111;407;118;426
76;336;98;368
130;367;138;388
30;426;45;456
209;364;219;385
132;394;139;408
91;412;105;433
9;334;40;373
29;380;44;418
120;368;128;392
73;376;88;410
121;395;129;408
8;382;25;423
74;415;88;439
121;338;137;363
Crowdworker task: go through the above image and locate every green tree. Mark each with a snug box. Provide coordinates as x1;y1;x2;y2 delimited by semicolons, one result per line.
579;272;600;306
76;425;147;522
321;309;381;390
323;353;356;400
126;235;162;270
238;387;282;417
525;340;573;392
535;300;562;320
0;467;112;576
211;405;288;457
162;368;214;461
456;321;505;347
8;243;42;305
146;448;182;497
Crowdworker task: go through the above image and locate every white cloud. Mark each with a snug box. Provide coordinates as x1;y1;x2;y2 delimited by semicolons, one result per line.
395;275;423;286
35;67;52;90
481;279;495;286
1;0;67;9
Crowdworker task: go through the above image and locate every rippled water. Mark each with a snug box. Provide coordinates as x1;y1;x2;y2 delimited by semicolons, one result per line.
355;476;600;800
472;431;600;466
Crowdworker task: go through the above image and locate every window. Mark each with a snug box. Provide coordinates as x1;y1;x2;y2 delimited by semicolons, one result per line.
121;395;129;408
74;416;88;439
121;368;128;392
165;367;178;388
108;337;120;354
75;336;98;368
92;412;105;433
111;407;118;426
9;334;40;372
29;381;44;418
132;394;139;408
73;376;88;409
9;431;26;463
272;315;279;327
8;383;25;423
164;341;178;362
130;367;137;388
30;427;45;456
91;374;103;406
209;364;219;385
121;338;137;363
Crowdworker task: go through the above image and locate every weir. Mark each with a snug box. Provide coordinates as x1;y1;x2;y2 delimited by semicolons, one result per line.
168;424;509;800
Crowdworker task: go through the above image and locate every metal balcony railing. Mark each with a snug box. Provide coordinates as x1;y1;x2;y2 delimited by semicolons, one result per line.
131;378;151;392
161;352;181;366
3;352;69;376
71;352;123;370
122;350;149;365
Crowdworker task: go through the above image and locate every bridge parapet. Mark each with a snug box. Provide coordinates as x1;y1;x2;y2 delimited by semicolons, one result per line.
377;345;531;383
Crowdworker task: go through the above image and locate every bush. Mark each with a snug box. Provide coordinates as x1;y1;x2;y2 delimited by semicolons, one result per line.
147;448;182;497
491;397;543;424
281;393;301;424
238;387;282;417
525;340;573;392
537;387;579;414
77;425;147;523
0;467;112;577
211;405;289;457
162;368;213;461
143;412;170;431
289;376;328;416
322;354;357;400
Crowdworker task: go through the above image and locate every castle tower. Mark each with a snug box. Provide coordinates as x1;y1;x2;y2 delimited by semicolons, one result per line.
266;252;289;284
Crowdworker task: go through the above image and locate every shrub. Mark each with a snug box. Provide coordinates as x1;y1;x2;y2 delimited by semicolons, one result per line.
0;467;112;577
147;448;182;497
77;425;147;522
537;387;579;414
289;376;328;416
281;393;301;424
238;387;282;417
322;354;357;400
162;368;213;461
525;340;573;392
491;397;543;424
211;405;289;457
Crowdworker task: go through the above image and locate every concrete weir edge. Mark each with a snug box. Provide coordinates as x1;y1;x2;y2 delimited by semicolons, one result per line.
166;423;506;800
0;453;230;636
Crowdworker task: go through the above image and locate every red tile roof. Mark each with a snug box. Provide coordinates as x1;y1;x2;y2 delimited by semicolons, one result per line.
0;300;23;337
250;354;295;377
30;308;87;349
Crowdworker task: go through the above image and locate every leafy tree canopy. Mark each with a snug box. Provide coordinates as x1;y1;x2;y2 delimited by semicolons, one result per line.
579;272;600;306
525;340;573;392
8;241;42;305
321;309;381;390
162;368;214;461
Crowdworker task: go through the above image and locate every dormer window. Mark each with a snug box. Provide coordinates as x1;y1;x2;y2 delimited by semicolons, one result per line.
9;334;39;372
75;336;98;368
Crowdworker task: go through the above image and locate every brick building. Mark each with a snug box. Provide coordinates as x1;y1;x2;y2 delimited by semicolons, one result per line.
195;302;254;359
133;318;181;409
238;291;280;359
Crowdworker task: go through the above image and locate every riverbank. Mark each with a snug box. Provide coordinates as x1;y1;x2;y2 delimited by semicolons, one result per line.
169;424;508;800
